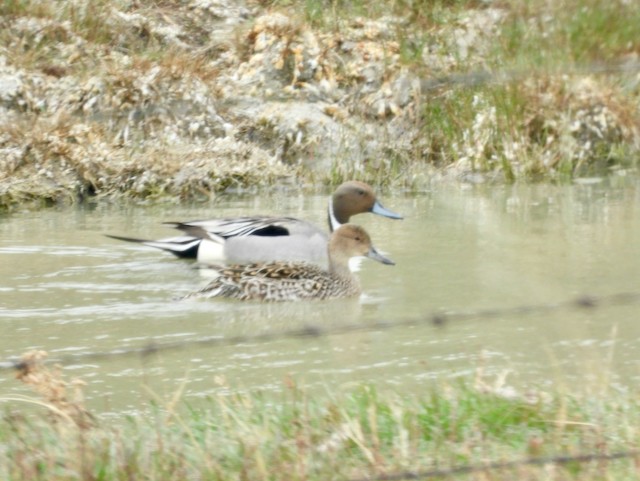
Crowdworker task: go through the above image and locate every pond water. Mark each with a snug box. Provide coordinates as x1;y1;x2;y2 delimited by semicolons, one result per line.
1;177;640;414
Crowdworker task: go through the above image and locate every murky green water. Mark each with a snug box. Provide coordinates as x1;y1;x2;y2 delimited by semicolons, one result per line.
1;177;640;413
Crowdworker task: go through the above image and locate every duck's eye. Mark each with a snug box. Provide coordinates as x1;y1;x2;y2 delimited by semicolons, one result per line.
357;190;365;196
354;236;361;241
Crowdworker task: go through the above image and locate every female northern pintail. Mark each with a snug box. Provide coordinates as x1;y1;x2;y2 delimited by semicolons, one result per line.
184;224;394;301
107;181;401;266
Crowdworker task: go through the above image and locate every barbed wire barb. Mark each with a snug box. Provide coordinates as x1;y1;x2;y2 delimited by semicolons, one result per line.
349;450;640;481
2;290;640;371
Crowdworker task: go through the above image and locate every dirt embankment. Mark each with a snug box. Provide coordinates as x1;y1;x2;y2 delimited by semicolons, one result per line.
1;1;639;209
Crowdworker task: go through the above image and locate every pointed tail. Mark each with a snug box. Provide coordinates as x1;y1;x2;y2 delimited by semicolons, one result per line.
104;234;202;259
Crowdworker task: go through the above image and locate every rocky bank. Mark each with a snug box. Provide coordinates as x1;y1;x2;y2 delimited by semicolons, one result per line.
0;0;639;209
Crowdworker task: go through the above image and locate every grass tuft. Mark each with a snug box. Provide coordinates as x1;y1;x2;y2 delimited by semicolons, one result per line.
2;352;640;480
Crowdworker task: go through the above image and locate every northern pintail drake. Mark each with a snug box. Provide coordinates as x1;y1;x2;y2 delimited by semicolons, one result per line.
107;181;402;266
184;224;394;301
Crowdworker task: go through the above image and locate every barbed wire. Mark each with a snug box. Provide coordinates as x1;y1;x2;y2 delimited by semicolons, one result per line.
419;59;640;92
349;450;640;481
2;290;639;372
4;292;640;479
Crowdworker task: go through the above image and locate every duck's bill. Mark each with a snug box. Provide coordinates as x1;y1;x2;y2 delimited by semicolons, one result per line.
371;201;403;220
366;246;395;266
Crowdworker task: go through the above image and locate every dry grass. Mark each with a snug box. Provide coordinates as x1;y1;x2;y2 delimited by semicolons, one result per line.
1;351;640;480
1;0;639;210
13;350;94;429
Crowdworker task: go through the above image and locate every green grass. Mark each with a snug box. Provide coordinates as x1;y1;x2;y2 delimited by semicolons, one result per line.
1;0;640;210
3;347;640;481
287;0;640;184
2;378;640;480
490;0;640;73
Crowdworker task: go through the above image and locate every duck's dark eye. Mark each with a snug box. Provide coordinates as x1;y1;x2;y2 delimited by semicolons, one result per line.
354;236;361;241
357;190;365;196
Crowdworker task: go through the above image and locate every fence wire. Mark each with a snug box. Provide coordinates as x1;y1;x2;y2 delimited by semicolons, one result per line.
3;292;640;480
350;450;640;481
2;54;640;481
2;290;640;372
419;59;640;92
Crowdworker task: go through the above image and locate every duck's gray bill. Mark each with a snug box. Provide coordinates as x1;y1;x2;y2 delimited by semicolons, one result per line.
366;246;395;265
371;201;403;220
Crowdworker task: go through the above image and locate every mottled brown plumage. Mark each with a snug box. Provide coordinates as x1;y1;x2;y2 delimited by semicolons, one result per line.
184;224;394;302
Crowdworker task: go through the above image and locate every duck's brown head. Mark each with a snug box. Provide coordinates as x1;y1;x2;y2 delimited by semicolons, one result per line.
330;181;402;230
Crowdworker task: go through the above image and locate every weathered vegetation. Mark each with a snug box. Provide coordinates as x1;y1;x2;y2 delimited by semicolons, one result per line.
2;3;639;478
2;351;639;480
0;0;639;209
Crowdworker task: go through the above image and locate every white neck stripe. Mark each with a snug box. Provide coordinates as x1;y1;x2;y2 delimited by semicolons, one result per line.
328;198;341;232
